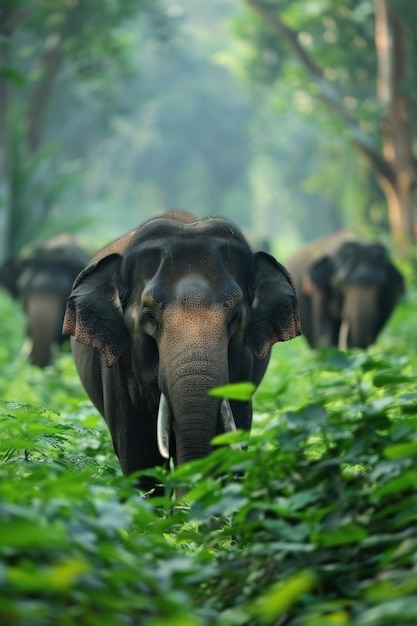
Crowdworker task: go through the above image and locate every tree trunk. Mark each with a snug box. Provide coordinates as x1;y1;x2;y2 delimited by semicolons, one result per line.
374;0;417;254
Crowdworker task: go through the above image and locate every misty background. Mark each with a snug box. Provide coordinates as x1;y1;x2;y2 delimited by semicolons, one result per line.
1;0;416;260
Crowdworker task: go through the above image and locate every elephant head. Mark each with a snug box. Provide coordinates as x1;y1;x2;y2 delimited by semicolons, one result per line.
295;238;404;349
63;211;300;488
0;235;90;367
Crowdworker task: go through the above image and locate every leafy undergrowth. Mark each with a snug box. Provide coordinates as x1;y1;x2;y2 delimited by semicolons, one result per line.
1;289;417;625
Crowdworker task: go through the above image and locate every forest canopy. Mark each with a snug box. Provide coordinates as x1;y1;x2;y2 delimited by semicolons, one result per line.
2;1;416;259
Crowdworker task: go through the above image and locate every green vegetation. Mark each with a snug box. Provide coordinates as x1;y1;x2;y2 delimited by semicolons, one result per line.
1;282;417;625
5;1;416;256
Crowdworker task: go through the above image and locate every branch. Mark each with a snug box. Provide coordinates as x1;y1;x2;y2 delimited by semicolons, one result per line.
243;0;395;183
244;0;322;78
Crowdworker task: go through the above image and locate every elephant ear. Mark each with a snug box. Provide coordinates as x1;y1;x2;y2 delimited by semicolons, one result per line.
0;257;25;299
376;261;406;332
245;252;301;359
63;254;130;367
387;261;405;295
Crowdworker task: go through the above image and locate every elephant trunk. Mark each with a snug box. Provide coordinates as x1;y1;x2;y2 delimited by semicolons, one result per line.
158;347;232;466
173;387;221;465
340;285;379;349
25;292;62;367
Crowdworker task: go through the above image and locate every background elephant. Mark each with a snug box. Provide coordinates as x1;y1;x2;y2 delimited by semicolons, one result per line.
63;210;300;492
0;235;90;367
286;231;405;350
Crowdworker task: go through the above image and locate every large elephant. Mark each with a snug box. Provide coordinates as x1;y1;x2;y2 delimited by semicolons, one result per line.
0;235;90;367
63;210;300;491
286;231;405;350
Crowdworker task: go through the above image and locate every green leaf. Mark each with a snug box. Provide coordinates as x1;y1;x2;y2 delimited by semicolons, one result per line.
251;571;316;621
373;370;413;388
0;519;67;550
384;441;417;459
7;557;90;592
0;68;26;86
208;381;256;401
375;470;417;497
318;349;353;370
312;523;367;547
211;430;248;447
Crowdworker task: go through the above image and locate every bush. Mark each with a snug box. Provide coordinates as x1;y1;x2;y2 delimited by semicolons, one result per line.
1;289;417;625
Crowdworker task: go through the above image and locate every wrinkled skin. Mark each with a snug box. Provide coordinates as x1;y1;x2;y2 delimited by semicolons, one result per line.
63;211;300;492
0;235;90;367
286;232;405;349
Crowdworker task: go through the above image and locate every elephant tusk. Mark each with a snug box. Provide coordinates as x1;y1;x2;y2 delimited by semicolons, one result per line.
221;398;237;432
220;398;242;451
338;319;350;351
157;393;171;459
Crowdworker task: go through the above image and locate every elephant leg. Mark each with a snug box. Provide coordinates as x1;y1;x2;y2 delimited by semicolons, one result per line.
72;341;166;494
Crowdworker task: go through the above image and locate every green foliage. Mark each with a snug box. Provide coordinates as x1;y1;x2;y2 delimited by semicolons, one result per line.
4;109;86;256
1;287;417;624
208;381;256;401
75;1;255;236
0;0;173;254
230;0;417;239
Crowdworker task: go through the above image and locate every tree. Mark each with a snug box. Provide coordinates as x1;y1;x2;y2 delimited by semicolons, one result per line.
0;0;170;256
236;0;417;255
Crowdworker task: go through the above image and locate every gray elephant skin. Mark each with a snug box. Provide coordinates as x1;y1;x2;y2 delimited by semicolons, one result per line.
0;235;90;367
286;230;405;350
63;210;301;491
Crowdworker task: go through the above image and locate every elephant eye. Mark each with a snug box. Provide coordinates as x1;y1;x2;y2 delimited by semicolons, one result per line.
228;308;243;338
140;308;158;336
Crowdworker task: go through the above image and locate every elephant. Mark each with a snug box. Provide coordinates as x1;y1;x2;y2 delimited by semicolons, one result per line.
63;210;300;492
286;230;405;350
0;235;90;367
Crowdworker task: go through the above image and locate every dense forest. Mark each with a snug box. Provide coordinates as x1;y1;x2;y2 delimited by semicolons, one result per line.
1;1;417;624
2;0;416;256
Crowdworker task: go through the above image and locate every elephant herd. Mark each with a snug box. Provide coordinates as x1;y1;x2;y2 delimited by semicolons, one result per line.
0;211;405;492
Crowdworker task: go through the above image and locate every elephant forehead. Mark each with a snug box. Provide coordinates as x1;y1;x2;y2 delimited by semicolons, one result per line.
131;215;249;248
162;303;227;341
141;268;244;308
172;275;242;302
127;228;251;275
164;240;242;274
343;284;379;300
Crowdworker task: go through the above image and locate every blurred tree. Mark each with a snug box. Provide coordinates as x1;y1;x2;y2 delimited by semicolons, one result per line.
0;0;170;256
243;86;356;248
88;38;254;227
71;1;256;239
235;0;417;255
77;0;346;250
